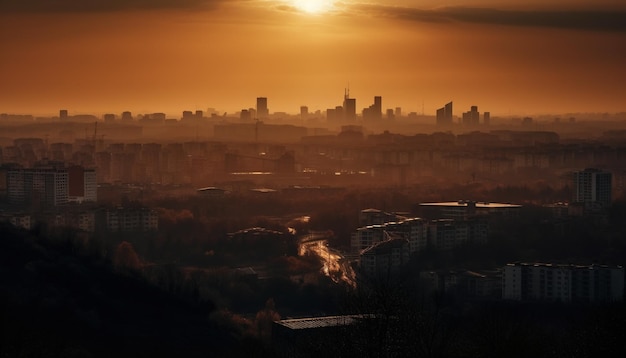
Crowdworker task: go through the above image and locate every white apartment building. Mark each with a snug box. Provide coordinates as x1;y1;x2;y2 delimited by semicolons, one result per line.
359;238;410;279
352;215;485;254
351;218;428;254
503;263;624;303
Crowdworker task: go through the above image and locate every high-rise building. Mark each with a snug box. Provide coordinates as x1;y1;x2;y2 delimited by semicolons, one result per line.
343;90;356;122
103;113;116;123
67;165;97;203
573;168;612;210
462;105;480;125
362;96;382;121
483;112;491;125
436;102;453;125
256;97;269;118
60;110;68;120
326;108;337;122
7;168;69;207
359;237;410;279
374;96;381;112
300;106;309;120
386;109;395;120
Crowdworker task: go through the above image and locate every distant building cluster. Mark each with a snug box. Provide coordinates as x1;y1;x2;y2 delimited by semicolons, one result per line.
0;206;158;234
352;202;520;280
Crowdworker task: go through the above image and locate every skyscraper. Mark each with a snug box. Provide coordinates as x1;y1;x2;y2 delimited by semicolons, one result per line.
573;168;612;210
462;105;480;126
256;97;269;118
300;106;309;120
436;101;453;125
374;96;382;119
343;89;356;122
362;96;382;121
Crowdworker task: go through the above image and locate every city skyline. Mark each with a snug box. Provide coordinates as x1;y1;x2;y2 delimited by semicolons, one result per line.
1;1;625;116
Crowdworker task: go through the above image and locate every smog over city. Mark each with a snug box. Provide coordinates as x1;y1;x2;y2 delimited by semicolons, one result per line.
1;1;626;357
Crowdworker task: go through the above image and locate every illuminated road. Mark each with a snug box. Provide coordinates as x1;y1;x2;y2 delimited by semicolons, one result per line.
299;237;356;288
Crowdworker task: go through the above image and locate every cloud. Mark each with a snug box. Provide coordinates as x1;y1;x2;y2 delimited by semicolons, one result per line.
352;4;626;33
0;0;229;12
275;5;298;13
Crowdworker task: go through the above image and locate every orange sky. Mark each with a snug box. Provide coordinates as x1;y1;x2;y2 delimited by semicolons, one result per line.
1;1;625;116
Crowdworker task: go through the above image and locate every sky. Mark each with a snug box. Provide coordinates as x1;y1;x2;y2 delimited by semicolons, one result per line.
1;0;625;117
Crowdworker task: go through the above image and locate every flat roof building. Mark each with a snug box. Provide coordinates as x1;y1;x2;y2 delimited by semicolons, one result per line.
573;168;612;211
503;262;624;303
418;200;521;220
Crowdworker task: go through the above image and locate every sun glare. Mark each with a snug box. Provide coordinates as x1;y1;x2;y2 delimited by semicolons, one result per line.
292;0;334;14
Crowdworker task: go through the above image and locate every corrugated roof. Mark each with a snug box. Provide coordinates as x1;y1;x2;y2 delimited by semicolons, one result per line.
275;315;373;330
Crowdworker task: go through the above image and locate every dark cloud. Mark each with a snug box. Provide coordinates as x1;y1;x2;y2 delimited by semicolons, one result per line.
0;0;228;13
353;4;626;33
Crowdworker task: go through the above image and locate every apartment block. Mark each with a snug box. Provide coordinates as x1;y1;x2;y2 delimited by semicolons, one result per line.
503;262;624;303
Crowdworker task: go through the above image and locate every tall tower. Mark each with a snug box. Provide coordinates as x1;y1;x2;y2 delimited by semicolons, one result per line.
343;88;356;122
256;97;269;119
300;106;309;120
374;96;382;120
436;101;453;125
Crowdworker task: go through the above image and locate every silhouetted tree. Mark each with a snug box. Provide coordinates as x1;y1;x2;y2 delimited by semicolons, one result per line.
256;298;281;345
112;241;142;274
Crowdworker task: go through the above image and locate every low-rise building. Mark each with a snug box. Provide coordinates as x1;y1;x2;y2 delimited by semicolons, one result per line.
420;269;502;300
105;207;158;232
0;213;32;230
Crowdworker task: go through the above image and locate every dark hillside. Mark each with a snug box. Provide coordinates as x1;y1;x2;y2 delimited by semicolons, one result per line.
0;223;239;358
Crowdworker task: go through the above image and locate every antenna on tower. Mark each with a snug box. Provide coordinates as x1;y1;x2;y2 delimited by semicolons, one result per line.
345;82;350;99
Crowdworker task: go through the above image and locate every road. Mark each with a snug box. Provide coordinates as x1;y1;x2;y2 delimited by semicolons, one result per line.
299;235;356;288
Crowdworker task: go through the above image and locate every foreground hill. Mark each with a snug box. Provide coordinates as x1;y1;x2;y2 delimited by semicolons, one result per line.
0;223;242;358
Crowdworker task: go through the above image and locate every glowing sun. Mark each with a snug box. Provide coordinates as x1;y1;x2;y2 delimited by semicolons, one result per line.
292;0;334;14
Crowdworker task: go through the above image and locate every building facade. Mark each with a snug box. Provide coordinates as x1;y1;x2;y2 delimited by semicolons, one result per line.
7;168;69;207
105;207;159;232
359;237;410;279
573;168;612;210
503;262;624;303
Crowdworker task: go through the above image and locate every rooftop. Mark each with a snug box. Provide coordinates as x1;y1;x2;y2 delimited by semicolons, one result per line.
420;201;521;208
275;315;373;330
507;262;624;270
